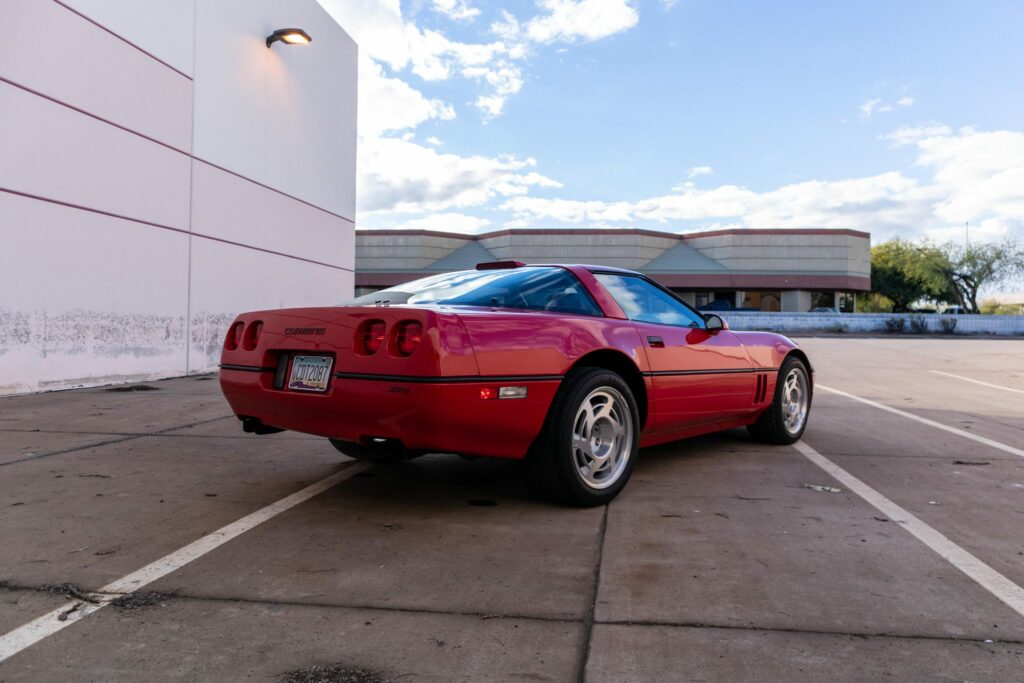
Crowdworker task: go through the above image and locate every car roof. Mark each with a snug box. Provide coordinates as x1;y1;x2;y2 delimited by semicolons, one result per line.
517;263;645;276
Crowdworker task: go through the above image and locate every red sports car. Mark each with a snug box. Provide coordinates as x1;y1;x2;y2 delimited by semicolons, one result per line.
220;262;812;506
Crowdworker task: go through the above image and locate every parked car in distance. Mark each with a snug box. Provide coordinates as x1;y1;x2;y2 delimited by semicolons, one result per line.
941;306;967;315
809;307;839;313
220;262;814;506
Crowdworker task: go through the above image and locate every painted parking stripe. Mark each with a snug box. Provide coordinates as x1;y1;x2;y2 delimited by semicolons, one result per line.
795;440;1024;618
817;383;1024;459
930;370;1024;396
0;461;369;664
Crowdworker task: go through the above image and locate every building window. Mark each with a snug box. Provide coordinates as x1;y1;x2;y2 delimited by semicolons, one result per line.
810;291;836;311
694;290;735;310
808;291;855;312
740;291;781;312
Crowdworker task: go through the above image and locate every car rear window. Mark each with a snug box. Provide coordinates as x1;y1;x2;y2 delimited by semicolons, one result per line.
348;267;604;316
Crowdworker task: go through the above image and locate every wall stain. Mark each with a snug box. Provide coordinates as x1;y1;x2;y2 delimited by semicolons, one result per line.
0;308;238;394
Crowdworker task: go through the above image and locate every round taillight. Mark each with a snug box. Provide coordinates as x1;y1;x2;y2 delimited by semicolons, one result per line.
395;321;423;357
243;321;263;350
359;320;386;355
224;321;244;350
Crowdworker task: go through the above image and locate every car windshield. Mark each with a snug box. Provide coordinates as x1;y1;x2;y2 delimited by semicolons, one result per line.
344;267;603;316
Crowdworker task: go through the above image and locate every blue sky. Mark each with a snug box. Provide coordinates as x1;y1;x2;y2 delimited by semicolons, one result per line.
319;0;1024;245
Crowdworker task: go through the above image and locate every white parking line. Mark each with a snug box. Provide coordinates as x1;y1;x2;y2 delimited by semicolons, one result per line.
0;461;369;664
930;370;1024;396
794;440;1024;619
817;383;1024;459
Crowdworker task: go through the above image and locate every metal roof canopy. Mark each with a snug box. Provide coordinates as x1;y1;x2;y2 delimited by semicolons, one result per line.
642;241;728;272
423;240;497;271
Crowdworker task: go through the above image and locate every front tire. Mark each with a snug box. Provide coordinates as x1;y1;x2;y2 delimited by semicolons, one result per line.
747;356;812;444
524;368;639;507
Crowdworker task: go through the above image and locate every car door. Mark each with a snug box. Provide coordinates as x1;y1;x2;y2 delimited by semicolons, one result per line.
592;273;756;433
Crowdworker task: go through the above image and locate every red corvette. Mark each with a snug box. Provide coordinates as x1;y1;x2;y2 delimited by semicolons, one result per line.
220;263;812;505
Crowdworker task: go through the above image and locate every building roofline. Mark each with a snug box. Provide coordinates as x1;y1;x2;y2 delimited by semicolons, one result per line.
355;227;872;241
354;270;872;292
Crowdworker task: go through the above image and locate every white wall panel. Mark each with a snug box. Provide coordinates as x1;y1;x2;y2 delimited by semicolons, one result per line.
58;0;195;76
187;238;354;371
0;192;189;394
192;0;357;220
0;0;192;151
0;82;192;229
190;160;354;269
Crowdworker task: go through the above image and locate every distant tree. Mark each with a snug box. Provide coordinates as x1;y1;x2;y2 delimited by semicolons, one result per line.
979;298;1020;315
870;240;948;311
921;239;1024;314
857;292;893;313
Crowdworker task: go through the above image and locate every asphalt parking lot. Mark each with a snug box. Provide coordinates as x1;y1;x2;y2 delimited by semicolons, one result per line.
1;337;1023;682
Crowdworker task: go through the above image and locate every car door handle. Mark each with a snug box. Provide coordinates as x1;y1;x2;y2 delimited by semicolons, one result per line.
647;336;665;348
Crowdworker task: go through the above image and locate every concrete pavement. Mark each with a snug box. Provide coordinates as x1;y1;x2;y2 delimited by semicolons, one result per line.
1;337;1023;681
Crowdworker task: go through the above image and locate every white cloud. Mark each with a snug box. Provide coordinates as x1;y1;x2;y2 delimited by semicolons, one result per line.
490;10;521;41
318;0;514;103
463;61;525;117
358;58;455;137
883;123;952;146
359;137;562;214
525;0;640;44
860;95;914;119
899;126;1024;227
499;126;1024;243
430;0;480;22
687;165;714;180
425;136;442;146
368;212;492;233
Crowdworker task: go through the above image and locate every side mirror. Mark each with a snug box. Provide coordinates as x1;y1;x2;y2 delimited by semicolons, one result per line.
704;314;727;332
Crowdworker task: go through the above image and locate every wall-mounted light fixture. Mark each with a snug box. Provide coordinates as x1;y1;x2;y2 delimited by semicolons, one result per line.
265;28;311;48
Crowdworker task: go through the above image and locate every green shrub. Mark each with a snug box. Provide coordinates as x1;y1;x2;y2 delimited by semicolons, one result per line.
884;317;906;333
909;315;928;333
939;316;958;334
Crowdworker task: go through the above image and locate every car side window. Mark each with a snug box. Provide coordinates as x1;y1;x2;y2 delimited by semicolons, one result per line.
595;273;705;328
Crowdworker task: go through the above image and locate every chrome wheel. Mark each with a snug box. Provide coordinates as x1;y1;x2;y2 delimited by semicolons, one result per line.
572;387;633;490
781;367;809;435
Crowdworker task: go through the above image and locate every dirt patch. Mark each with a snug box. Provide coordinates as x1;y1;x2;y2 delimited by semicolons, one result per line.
106;384;160;392
279;665;389;683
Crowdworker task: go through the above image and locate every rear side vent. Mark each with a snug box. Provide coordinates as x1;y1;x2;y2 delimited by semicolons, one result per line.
755;374;769;403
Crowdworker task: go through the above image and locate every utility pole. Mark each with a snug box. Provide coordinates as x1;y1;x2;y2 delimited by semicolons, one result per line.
965;221;969;247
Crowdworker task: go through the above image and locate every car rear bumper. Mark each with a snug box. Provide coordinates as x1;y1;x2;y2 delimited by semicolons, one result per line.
219;367;561;459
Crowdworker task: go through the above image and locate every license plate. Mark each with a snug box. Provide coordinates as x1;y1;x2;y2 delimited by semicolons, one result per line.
287;355;334;393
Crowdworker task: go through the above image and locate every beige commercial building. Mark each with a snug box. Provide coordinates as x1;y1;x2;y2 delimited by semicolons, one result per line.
355;228;871;313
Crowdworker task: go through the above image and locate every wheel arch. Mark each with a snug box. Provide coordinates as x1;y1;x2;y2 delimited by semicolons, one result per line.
569;349;649;429
784;348;813;375
782;348;814;396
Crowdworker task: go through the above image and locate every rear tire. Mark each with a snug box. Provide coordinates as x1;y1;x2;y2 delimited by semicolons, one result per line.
524;367;639;507
328;438;419;462
747;356;812;445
